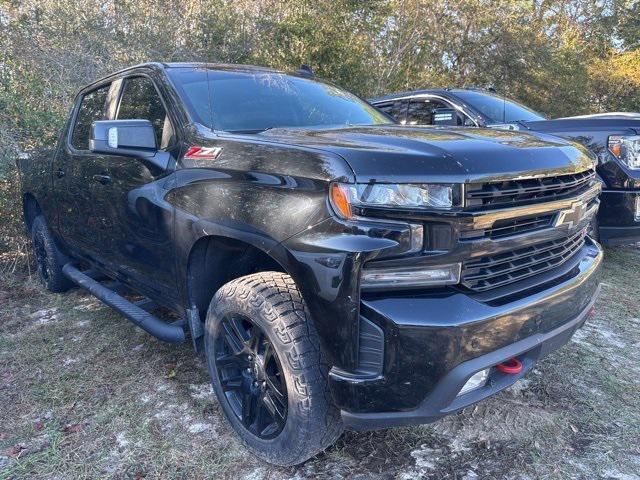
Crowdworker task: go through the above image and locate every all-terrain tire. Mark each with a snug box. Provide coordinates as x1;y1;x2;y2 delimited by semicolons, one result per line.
30;215;73;293
204;272;343;466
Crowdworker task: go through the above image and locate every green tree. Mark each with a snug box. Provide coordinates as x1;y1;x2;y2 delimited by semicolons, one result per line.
1;0;639;267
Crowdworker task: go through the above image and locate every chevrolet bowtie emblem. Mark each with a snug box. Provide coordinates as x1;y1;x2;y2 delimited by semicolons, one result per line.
555;200;588;229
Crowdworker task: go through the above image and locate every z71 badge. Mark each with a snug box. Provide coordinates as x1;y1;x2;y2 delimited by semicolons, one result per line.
183;146;223;160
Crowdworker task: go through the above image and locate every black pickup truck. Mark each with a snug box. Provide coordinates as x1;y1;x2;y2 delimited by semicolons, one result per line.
369;89;640;246
18;63;602;465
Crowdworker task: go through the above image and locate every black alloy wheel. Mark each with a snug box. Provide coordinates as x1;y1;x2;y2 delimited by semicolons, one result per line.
213;313;288;439
205;272;343;465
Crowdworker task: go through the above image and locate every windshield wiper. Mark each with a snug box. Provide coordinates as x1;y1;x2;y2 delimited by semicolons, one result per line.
225;127;276;134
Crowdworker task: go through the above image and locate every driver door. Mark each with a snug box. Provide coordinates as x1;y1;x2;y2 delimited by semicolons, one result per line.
95;74;180;303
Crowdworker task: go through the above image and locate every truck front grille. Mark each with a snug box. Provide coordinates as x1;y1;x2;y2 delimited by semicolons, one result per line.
461;213;556;240
487;214;555;239
461;229;587;292
465;169;595;209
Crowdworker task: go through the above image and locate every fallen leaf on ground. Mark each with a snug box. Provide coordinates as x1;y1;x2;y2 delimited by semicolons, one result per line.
62;423;84;434
5;444;27;458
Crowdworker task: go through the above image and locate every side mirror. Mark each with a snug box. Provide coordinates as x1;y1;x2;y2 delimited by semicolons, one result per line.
90;119;157;157
90;119;170;172
432;108;459;126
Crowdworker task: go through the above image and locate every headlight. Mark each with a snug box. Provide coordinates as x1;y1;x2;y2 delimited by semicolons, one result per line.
361;263;461;290
330;182;455;219
608;135;640;170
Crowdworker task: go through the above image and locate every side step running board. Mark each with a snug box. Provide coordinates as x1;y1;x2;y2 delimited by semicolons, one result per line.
62;264;185;343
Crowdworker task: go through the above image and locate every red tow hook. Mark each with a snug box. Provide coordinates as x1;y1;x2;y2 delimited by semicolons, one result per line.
496;358;523;374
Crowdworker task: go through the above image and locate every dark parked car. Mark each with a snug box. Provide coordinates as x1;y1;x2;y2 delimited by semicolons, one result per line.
369;89;640;245
18;63;602;465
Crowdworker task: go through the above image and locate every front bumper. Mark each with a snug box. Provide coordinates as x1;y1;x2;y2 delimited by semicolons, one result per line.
330;239;602;430
598;189;640;246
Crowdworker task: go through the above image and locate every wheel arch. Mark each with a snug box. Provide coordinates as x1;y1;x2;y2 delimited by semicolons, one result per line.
185;234;292;322
22;193;42;233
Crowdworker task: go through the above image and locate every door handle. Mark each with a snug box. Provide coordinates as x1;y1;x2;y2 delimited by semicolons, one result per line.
92;174;112;185
55;169;65;178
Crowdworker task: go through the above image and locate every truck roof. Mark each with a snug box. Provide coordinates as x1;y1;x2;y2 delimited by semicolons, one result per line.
162;62;282;72
80;62;286;92
368;88;491;103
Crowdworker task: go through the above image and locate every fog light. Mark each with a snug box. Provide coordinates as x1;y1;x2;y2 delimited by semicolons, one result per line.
458;368;489;396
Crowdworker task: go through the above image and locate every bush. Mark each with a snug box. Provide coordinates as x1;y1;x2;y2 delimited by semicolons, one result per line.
0;0;637;273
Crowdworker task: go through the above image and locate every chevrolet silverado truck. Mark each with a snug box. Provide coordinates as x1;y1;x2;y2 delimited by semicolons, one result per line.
369;88;640;246
18;63;602;465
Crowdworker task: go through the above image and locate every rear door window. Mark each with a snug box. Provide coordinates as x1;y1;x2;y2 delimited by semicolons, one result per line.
116;76;173;149
71;85;110;150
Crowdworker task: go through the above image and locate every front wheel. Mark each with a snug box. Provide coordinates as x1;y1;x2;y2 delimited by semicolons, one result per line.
204;272;342;466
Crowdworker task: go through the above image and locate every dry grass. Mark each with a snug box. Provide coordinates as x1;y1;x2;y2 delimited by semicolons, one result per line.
1;247;639;479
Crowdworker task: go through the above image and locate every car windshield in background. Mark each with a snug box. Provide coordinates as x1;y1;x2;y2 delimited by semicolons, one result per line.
454;91;546;123
168;68;392;133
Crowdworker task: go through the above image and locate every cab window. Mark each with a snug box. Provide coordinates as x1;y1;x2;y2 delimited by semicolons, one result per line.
71;85;110;150
116;76;174;149
406;98;461;125
375;100;407;124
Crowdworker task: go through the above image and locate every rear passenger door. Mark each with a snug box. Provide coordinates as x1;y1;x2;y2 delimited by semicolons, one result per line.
96;74;179;301
55;82;116;257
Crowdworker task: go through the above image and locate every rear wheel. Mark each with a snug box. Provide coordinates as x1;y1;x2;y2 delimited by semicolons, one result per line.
204;272;342;466
30;215;73;293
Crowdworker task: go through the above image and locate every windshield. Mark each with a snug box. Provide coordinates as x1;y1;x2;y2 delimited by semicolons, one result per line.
167;68;392;132
454;90;546;123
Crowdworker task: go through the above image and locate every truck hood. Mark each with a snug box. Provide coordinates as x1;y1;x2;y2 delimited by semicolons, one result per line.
557;112;640;120
261;125;595;183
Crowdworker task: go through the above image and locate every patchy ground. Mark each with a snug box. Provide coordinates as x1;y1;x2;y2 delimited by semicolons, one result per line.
1;248;639;480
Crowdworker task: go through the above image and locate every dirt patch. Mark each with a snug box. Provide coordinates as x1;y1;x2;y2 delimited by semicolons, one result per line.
1;247;639;479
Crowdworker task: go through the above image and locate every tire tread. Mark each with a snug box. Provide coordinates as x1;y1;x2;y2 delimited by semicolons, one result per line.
30;216;73;293
206;271;342;466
